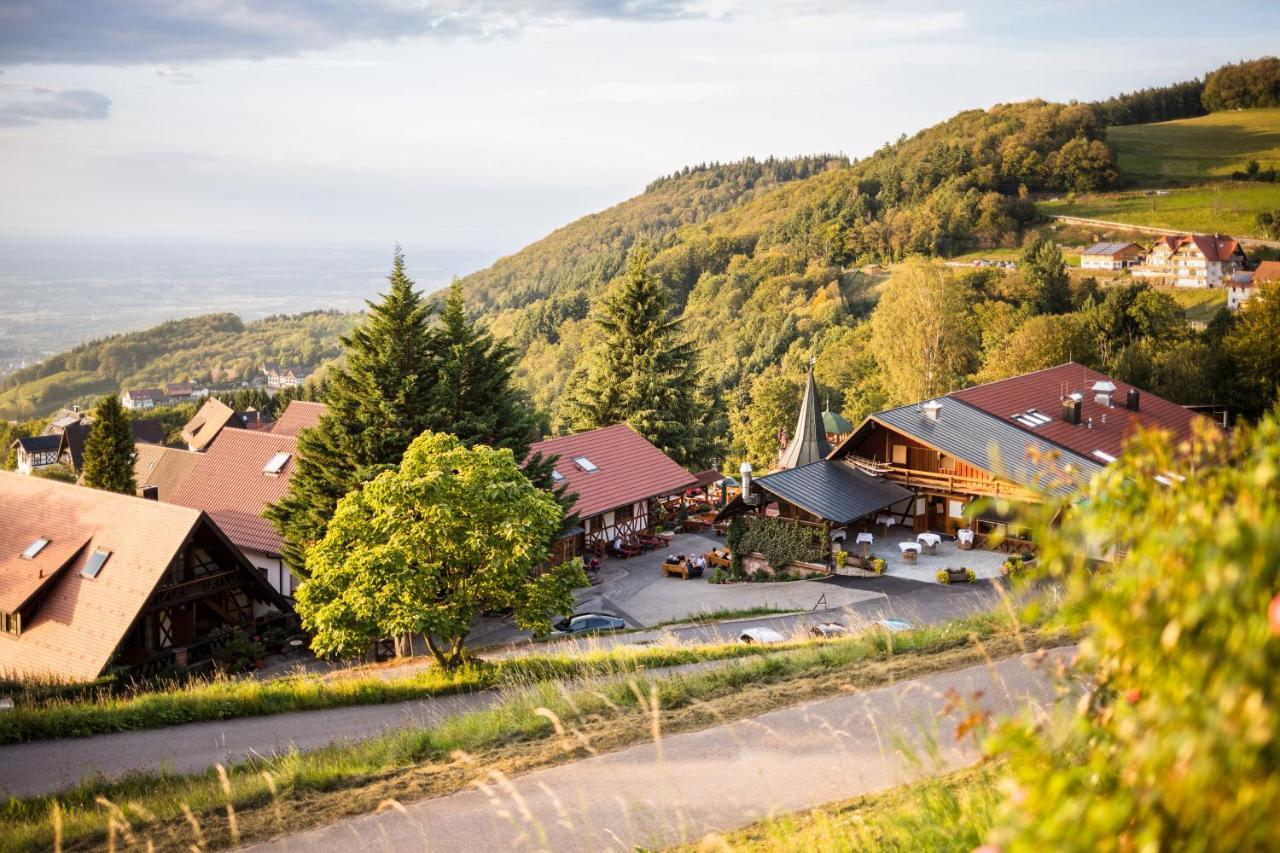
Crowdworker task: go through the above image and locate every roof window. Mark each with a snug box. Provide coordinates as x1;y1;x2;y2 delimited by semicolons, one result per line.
552;470;565;481
572;456;598;472
263;452;292;475
82;549;111;579
21;538;50;560
1092;450;1118;464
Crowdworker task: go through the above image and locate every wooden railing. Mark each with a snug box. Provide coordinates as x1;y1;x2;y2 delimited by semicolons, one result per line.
878;466;1040;503
147;570;241;611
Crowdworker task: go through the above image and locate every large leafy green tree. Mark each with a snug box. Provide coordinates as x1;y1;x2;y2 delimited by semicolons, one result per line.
562;245;715;466
267;250;442;572
1019;238;1071;314
869;258;978;404
296;431;587;667
81;394;137;494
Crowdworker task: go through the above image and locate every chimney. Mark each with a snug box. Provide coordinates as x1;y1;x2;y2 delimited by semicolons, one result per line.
921;400;942;422
1061;396;1081;425
740;461;756;506
1126;388;1140;412
1091;379;1117;407
141;485;159;501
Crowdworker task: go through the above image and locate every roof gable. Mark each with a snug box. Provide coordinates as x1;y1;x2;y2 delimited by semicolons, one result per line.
181;399;238;451
527;424;695;519
270;400;329;438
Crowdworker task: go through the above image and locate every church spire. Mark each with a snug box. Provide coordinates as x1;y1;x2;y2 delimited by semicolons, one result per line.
776;359;831;469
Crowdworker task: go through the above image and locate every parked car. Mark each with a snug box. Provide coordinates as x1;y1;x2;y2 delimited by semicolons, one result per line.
552;613;627;635
810;622;849;638
875;618;914;633
739;627;786;644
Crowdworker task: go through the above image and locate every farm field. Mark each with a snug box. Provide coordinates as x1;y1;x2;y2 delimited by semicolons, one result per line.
1038;183;1280;238
1106;108;1280;185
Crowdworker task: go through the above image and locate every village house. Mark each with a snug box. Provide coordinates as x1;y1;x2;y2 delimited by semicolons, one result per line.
60;418;164;472
11;435;62;475
0;471;289;682
528;424;695;563
121;388;166;411
1133;234;1247;287
180;398;272;452
9;417;164;477
1080;241;1144;271
133;443;203;501
262;362;311;390
723;363;1211;556
1229;260;1280;311
169;428;303;596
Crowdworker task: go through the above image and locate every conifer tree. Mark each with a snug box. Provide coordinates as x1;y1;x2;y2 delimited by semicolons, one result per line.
267;250;441;572
81;394;137;494
562;245;714;466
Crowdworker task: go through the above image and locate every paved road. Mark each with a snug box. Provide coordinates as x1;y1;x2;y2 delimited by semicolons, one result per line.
1050;214;1280;248
251;648;1074;852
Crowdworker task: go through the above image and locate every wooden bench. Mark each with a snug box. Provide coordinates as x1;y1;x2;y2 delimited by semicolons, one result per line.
663;560;703;579
705;552;732;569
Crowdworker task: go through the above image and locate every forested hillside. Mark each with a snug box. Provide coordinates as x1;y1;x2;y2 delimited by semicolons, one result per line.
0;311;354;420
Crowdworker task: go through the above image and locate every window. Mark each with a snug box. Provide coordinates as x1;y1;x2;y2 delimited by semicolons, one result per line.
551;470;565;482
572;456;598;472
263;452;292;475
82;549;111;579
616;504;634;523
21;538;50;560
891;444;908;465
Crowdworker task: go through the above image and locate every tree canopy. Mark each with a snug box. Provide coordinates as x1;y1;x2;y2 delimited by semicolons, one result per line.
80;394;137;494
296;431;586;668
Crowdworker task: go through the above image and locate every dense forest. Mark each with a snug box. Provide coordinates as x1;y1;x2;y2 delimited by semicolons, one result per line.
0;311;353;420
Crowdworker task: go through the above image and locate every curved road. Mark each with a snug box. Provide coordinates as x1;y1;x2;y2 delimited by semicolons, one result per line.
250;648;1075;852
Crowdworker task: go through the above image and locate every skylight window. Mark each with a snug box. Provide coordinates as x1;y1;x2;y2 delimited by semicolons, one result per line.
551;470;565;481
21;538;50;560
82;549;111;579
263;452;292;475
1092;450;1118;464
572;456;598;472
1011;409;1052;428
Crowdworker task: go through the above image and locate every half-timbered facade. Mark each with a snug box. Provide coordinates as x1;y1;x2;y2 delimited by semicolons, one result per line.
0;471;289;682
527;424;695;560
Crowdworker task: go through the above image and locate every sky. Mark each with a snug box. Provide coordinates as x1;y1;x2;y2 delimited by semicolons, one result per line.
2;0;1280;277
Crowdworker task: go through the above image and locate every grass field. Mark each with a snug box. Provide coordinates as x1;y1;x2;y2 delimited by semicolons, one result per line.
1038;183;1280;237
1106;108;1280;185
1166;287;1228;324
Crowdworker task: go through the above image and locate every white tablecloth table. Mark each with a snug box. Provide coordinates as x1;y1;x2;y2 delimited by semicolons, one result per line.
898;542;921;553
916;532;942;554
855;531;874;556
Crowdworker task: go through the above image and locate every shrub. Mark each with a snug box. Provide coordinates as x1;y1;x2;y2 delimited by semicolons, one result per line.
871;557;886;574
834;549;848;569
1001;556;1024;577
736;516;826;571
964;567;976;583
936;569;951;585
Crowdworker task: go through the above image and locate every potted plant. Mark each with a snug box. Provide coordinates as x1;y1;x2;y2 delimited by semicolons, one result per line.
834;550;848;569
936;568;951;585
871;557;886;575
941;567;970;584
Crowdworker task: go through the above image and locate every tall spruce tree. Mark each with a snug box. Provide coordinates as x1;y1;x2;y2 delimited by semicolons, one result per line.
268;252;555;575
81;394;137;494
562;245;714;466
267;250;441;572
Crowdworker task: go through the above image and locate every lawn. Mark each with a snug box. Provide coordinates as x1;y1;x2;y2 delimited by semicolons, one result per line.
1165;287;1228;325
1105;108;1280;185
1038;183;1280;237
0;612;1072;851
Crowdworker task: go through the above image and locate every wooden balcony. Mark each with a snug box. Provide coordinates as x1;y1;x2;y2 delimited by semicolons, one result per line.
878;465;1039;503
147;570;241;611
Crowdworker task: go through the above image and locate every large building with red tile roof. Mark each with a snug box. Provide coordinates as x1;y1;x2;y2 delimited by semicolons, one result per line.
528;424;695;558
270;400;329;438
1135;233;1247;288
0;472;287;682
170;429;301;596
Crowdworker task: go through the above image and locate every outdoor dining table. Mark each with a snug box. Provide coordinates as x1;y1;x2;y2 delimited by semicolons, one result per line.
875;513;896;533
916;532;942;555
899;540;921;563
855;531;874;556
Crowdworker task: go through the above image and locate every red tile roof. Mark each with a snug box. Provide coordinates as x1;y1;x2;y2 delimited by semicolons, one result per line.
270;400;329;437
1153;234;1244;262
181;398;238;451
170;429;298;557
0;472;204;681
950;362;1214;462
527;424;695;519
1254;261;1280;283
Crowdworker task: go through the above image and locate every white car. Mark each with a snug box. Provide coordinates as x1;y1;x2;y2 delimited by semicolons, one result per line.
738;627;786;644
809;622;849;638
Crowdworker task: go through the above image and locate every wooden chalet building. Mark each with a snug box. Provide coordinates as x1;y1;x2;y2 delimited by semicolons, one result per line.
0;471;289;682
724;363;1211;550
528;424;695;562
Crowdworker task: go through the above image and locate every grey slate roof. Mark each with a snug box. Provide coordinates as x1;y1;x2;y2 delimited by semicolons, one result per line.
863;397;1102;497
754;460;912;525
14;435;61;454
777;366;831;469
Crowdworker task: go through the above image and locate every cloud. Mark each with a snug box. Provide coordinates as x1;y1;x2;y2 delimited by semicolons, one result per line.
0;85;111;126
0;0;704;66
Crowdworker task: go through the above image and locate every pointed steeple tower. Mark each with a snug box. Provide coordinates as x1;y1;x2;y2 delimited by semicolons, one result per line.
776;360;831;469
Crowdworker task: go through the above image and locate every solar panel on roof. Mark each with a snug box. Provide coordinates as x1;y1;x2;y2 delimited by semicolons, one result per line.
82;549;111;579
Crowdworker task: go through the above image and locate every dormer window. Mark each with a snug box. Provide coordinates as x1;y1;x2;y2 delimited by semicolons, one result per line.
572;456;598;472
82;549;111;579
21;538;50;560
263;452;292;475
